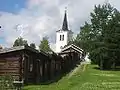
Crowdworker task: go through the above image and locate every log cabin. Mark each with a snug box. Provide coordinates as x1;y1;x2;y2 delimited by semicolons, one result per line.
0;44;84;84
0;46;52;84
59;44;85;71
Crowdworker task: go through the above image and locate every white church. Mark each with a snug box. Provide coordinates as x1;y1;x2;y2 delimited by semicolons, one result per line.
56;10;73;53
55;10;90;63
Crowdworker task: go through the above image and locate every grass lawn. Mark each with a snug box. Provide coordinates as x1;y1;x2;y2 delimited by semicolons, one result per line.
23;64;120;90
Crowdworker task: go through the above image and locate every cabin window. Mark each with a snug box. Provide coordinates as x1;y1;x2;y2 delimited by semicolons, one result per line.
37;59;42;76
30;64;33;72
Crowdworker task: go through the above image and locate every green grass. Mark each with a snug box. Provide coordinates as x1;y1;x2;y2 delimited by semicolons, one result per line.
23;64;120;90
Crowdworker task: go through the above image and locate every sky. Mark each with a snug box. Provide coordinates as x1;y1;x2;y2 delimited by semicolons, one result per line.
0;0;120;51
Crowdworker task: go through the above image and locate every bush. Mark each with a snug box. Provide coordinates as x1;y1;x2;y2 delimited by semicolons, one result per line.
0;74;14;90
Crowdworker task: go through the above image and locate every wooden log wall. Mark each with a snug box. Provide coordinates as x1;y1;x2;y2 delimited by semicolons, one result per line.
25;51;82;84
0;52;21;81
0;49;82;84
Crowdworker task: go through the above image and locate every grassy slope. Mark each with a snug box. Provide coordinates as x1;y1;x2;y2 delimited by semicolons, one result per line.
24;64;120;90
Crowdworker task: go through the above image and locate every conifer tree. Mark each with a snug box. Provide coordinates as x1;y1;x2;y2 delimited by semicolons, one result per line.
39;36;52;53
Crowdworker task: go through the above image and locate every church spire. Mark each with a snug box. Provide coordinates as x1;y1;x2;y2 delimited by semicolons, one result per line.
62;8;68;31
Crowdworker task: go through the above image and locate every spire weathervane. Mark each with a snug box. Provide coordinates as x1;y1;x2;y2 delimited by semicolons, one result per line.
65;7;67;12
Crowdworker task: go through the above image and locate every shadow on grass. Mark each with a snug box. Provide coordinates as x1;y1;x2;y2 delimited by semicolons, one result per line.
93;66;120;71
25;61;82;86
93;67;100;70
40;72;67;85
41;62;80;85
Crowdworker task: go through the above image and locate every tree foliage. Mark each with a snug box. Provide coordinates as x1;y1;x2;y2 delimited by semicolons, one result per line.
74;22;92;52
13;37;28;47
0;74;14;89
39;37;52;52
75;3;120;70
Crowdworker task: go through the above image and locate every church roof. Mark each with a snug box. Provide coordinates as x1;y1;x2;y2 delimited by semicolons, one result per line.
0;46;39;54
62;10;68;31
60;44;83;54
0;46;50;57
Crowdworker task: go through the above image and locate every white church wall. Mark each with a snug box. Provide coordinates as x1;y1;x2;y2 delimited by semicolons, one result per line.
56;31;68;53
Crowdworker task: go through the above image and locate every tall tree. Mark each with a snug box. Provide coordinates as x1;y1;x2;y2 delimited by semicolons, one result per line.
39;37;51;52
89;3;120;69
74;22;92;52
75;3;120;69
104;9;120;69
30;43;36;49
13;37;28;47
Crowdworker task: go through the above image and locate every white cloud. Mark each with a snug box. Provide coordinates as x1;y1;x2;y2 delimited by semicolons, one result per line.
50;42;56;52
0;0;120;51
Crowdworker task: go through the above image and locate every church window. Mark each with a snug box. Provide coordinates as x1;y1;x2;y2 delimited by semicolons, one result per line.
62;35;64;41
60;35;64;41
60;35;62;41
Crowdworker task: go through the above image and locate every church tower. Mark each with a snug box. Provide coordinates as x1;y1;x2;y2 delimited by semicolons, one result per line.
56;10;73;53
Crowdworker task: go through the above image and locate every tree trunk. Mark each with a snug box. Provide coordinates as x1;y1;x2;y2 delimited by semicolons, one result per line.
112;61;115;70
100;60;103;70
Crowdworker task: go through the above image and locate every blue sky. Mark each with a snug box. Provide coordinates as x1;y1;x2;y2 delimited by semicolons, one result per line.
0;0;26;13
0;0;26;46
0;37;5;43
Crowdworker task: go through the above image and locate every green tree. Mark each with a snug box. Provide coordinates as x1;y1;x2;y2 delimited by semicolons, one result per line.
30;43;36;49
0;74;14;89
39;37;51;52
104;9;120;69
13;37;28;47
74;22;92;52
75;3;120;70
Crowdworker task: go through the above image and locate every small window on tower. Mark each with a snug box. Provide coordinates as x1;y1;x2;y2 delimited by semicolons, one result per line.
62;35;64;41
60;35;62;41
60;35;64;41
